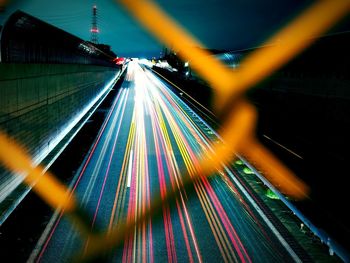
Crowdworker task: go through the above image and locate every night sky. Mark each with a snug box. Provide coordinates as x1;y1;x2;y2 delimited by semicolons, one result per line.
0;0;346;57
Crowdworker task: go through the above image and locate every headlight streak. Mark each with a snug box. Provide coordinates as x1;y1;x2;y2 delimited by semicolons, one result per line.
28;62;303;262
132;63;254;261
146;69;283;253
149;88;202;263
143;64;238;262
78;64;294;262
108;122;135;233
35;71;129;262
122;65;154;263
146;71;252;263
0;0;349;261
144;71;214;154
145;74;301;259
147;66;293;261
83;86;130;254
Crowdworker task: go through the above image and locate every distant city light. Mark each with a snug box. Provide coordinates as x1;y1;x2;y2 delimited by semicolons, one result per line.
139;58;153;67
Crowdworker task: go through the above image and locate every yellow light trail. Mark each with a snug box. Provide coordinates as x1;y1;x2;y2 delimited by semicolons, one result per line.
0;0;348;261
155;82;251;262
146;73;235;262
108;121;135;232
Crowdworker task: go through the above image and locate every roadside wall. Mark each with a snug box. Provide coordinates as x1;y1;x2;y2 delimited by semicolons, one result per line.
0;63;120;216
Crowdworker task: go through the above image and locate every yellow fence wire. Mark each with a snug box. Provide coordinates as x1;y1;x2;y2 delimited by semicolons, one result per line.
0;0;349;261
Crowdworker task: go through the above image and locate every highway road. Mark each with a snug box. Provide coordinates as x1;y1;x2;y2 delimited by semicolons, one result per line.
31;61;301;262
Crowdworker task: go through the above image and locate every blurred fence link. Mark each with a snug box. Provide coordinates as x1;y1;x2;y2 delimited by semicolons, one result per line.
0;0;349;261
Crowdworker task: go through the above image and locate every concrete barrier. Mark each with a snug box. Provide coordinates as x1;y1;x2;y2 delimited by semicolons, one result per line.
0;63;122;222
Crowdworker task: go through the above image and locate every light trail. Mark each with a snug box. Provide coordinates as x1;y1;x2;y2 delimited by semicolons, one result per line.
33;62;304;262
1;0;347;260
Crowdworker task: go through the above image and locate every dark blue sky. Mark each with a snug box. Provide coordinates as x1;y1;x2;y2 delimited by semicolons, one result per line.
2;0;346;58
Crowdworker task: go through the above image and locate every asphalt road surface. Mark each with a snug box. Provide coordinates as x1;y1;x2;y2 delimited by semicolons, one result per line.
32;61;301;263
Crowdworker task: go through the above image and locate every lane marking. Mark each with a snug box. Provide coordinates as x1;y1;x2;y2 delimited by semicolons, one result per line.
127;150;133;188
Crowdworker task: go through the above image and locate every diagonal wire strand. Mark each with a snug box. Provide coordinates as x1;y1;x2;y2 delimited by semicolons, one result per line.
0;0;349;261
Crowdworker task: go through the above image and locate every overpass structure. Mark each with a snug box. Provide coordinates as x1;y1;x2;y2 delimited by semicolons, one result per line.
0;7;349;263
